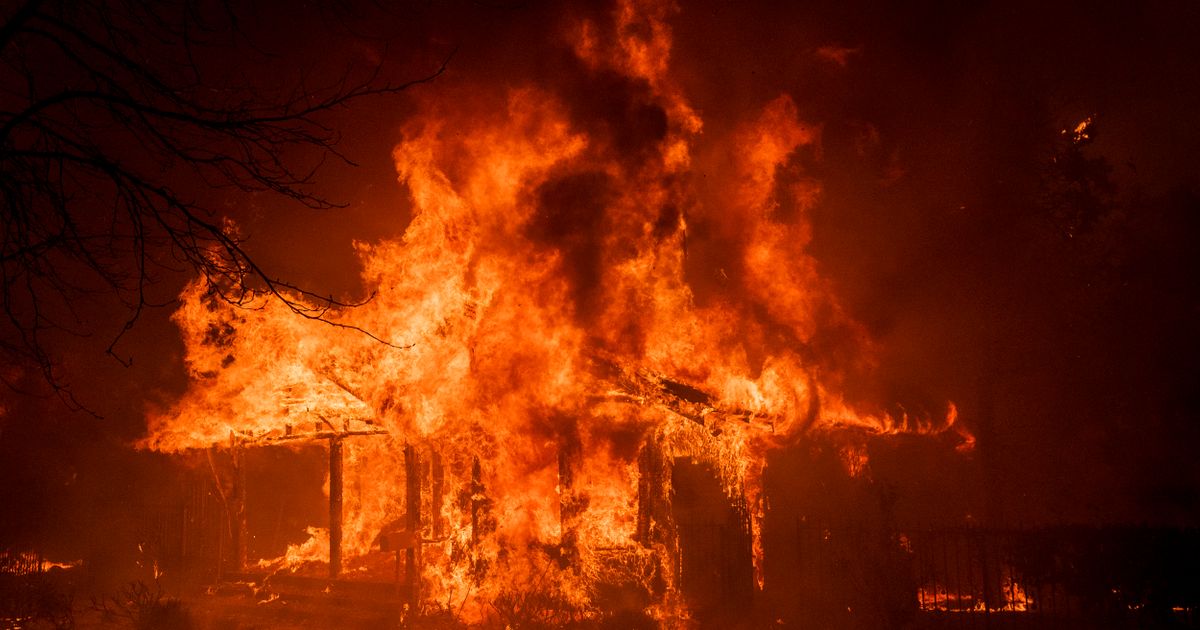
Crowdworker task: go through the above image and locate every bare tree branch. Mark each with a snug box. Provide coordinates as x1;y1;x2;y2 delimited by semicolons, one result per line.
1;0;445;406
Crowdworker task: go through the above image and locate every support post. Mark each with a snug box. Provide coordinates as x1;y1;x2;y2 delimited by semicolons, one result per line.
470;457;483;549
636;436;680;601
404;444;422;606
329;438;343;579
636;438;665;547
431;450;444;540
209;447;225;582
558;433;581;556
231;443;248;572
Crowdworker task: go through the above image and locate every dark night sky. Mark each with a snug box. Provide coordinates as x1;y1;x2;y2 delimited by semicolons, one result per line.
2;0;1199;563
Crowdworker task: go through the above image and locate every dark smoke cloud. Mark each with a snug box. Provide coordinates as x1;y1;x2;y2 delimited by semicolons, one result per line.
529;171;614;322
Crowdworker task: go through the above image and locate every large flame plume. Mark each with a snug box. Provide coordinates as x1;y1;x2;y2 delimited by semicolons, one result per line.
143;0;968;621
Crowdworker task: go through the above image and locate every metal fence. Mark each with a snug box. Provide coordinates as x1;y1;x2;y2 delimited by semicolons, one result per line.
0;550;42;577
776;522;1200;629
1;550;75;629
140;471;228;583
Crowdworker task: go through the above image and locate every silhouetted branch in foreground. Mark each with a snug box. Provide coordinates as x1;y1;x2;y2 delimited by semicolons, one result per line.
1;0;446;408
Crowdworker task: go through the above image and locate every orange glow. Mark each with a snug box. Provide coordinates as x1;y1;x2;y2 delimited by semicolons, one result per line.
919;570;1034;613
1067;116;1094;143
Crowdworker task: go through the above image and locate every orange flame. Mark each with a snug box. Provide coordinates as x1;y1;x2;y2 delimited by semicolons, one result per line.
142;0;970;621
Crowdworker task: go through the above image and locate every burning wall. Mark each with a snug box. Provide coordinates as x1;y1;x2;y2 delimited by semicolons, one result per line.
141;0;968;622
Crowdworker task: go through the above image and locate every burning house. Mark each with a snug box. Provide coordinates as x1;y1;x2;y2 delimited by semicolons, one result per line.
3;0;1199;627
133;2;976;624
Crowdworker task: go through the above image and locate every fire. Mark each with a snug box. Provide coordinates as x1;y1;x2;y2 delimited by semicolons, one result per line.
141;0;970;622
919;570;1034;613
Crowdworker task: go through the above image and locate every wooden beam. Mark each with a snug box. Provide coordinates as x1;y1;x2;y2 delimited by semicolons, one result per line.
588;360;778;430
237;427;388;447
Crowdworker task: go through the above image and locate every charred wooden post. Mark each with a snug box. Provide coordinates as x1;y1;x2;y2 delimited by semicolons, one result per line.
404;444;422;606
636;438;668;547
329;437;344;578
208;447;226;581
470;456;483;549
431;450;444;539
230;441;248;572
636;436;680;601
558;432;582;558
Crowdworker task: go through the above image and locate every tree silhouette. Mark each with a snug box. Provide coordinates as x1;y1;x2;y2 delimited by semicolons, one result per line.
1;0;445;406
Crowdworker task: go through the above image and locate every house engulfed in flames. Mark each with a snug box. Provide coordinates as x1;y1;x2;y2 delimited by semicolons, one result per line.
140;0;970;623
